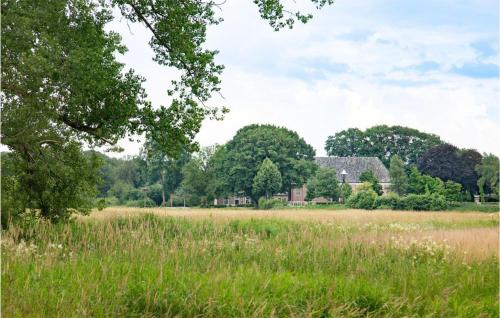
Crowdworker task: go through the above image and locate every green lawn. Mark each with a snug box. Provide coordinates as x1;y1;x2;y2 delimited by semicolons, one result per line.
2;213;498;317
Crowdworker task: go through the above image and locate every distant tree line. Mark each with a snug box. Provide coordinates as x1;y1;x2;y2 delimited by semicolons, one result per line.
2;123;498;223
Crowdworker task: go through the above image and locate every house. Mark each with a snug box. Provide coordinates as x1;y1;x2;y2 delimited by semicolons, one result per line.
291;157;391;202
215;156;391;206
213;195;252;206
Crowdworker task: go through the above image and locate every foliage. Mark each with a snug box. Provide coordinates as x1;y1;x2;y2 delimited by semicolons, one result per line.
346;189;378;210
359;170;383;195
389;155;408;195
146;184;164;206
257;198;287;210
253;158;283;200
94;153;147;197
0;142;100;222
407;166;465;202
417;144;481;195
443;180;464;202
475;154;499;202
305;167;340;201
325;125;442;167
180;146;218;206
109;181;135;204
396;194;448;211
376;193;448;211
376;193;401;209
1;153;26;226
213;124;316;200
339;183;353;202
142;140;190;206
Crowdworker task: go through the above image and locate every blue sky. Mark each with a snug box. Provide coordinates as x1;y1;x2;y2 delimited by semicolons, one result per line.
110;0;499;156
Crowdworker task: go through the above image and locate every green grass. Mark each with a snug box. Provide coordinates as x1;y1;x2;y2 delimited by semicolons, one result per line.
2;215;498;317
448;202;499;213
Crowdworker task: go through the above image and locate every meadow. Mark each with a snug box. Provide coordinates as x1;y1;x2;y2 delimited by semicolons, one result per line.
2;208;499;317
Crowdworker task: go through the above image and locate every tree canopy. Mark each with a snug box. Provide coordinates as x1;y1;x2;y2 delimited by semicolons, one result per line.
325;125;442;167
212;124;317;201
417;144;481;195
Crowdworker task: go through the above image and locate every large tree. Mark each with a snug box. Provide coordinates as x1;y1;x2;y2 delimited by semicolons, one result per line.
1;0;333;220
213;124;316;201
325;125;442;167
417;144;481;195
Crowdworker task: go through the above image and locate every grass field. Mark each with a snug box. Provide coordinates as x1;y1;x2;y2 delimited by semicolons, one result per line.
2;208;499;317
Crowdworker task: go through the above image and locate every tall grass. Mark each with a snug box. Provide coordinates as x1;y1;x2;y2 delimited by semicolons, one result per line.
2;214;498;317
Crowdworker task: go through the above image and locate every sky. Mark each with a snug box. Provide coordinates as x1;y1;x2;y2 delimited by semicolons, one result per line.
108;0;499;158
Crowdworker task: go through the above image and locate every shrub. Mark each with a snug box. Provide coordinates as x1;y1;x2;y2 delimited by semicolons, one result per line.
103;196;120;206
339;183;353;202
398;193;448;211
359;171;383;195
1;176;26;227
109;181;134;204
126;188;144;201
346;189;378;210
376;193;401;209
374;193;448;211
96;198;107;211
258;198;287;210
443;180;464;202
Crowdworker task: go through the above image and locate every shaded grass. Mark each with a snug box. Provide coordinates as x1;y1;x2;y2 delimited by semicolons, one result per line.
448;202;499;213
2;215;498;317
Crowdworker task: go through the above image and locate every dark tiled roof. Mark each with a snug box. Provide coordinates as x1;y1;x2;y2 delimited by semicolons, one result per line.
315;157;390;183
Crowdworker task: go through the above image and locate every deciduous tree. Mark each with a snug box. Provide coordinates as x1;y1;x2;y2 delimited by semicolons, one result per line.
417;144;481;195
180;146;218;206
305;168;340;202
389;155;408;195
213;124;317;201
476;154;499;201
325;125;442;167
253;158;282;199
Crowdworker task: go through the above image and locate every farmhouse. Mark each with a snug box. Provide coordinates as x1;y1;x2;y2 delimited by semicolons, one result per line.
215;156;391;206
290;157;391;203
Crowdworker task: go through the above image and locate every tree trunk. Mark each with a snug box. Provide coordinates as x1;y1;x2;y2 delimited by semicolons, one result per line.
159;170;166;206
170;192;174;207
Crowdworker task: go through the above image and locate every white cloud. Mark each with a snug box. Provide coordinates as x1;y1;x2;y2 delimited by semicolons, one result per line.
104;0;499;158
